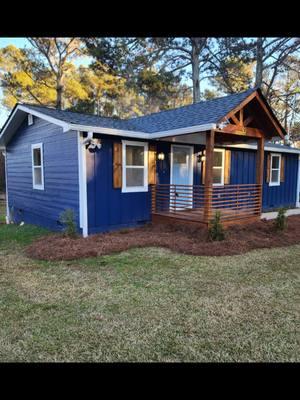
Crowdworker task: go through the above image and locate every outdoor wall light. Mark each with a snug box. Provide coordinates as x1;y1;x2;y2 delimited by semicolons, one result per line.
157;152;165;161
197;150;206;163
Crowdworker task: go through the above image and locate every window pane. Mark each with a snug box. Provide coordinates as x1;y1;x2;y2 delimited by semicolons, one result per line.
33;148;41;166
213;168;222;184
271;169;279;183
126;168;144;187
173;150;187;164
213;151;223;167
126;145;144;166
34;167;42;185
271;155;280;169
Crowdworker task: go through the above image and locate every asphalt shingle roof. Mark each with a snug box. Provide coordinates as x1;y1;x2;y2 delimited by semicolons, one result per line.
22;87;256;133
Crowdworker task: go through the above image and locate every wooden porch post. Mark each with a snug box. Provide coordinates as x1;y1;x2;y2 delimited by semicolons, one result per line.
203;129;215;224
256;136;264;214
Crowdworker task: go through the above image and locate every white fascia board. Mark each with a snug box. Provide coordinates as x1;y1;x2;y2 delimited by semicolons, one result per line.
0;105;70;145
18;105;69;130
69;124;149;139
149;123;216;139
220;143;300;154
69;123;216;140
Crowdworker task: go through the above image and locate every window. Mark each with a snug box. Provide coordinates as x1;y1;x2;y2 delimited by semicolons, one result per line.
269;153;281;186
122;140;148;192
212;149;225;186
32;143;44;190
28;114;33;126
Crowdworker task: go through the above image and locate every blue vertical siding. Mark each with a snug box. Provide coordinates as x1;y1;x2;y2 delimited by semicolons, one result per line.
6;117;79;230
87;135;151;234
221;148;297;210
262;152;298;210
230;149;256;184
87;139;203;234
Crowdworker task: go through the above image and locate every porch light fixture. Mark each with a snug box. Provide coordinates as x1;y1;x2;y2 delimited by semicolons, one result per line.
157;152;165;161
197;150;206;163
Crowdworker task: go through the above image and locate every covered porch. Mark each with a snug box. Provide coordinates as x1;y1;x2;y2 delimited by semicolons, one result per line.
150;90;284;227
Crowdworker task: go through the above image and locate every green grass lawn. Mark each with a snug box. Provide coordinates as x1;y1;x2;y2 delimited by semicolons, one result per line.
0;205;299;362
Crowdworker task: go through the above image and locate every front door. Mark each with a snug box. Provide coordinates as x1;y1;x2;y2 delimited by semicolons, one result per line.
170;145;193;210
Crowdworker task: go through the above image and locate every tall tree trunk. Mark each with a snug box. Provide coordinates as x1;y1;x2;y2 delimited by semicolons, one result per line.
56;74;64;110
255;37;264;88
191;39;201;103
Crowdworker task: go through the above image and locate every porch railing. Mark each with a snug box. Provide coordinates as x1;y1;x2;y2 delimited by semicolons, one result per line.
151;184;262;223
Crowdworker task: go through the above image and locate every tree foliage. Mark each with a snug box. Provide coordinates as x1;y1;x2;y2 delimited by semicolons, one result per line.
0;37;300;135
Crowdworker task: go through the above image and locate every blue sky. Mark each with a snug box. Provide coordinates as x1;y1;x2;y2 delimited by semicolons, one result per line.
0;38;91;128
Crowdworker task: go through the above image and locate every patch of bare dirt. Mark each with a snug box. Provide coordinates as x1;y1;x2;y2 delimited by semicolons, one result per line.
25;215;300;261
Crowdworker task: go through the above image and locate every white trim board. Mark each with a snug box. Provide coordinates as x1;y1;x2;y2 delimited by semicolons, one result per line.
77;131;88;237
220;143;300;155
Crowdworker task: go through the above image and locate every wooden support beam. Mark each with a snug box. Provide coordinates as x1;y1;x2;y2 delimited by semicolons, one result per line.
239;108;244;126
231;113;240;126
219;91;257;123
215;124;263;138
256;136;264;215
203;129;214;223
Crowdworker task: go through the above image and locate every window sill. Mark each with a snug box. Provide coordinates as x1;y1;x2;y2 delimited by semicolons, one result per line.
122;186;148;193
269;182;280;187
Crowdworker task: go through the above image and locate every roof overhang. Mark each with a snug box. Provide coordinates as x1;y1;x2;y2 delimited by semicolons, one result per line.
220;142;300;154
0;89;287;147
217;88;286;140
0;104;216;147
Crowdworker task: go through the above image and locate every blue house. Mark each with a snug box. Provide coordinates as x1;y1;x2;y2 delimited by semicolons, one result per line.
0;87;299;236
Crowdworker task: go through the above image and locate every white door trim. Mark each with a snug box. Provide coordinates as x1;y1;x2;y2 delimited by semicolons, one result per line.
170;144;194;186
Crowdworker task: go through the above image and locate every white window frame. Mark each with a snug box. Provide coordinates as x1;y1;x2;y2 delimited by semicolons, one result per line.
31;143;44;190
28;114;33;126
213;148;225;186
122;140;148;193
269;153;281;187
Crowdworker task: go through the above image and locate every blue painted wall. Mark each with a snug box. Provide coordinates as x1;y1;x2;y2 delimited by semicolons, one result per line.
226;147;298;209
5;118;298;235
87;138;298;233
6;116;80;231
86;135;151;234
87;139;203;234
262;152;298;210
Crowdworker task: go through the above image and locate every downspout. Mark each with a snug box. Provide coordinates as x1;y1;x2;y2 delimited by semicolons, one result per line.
296;155;300;208
77;131;88;237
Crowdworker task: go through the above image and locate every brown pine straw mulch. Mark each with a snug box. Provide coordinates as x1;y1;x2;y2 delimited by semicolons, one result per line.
25;215;300;261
